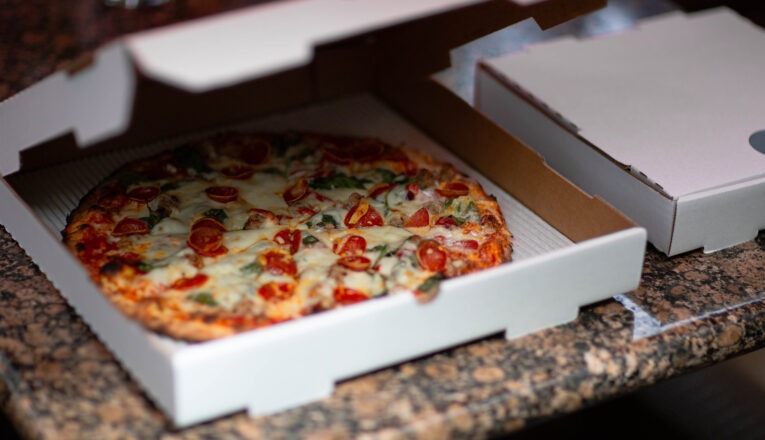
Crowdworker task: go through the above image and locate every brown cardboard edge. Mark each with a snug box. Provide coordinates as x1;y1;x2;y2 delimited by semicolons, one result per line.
379;78;636;243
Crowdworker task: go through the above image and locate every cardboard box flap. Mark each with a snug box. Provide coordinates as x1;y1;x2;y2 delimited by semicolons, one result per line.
0;0;606;176
483;8;765;199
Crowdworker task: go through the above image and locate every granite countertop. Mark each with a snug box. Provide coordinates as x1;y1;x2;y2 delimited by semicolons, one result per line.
3;1;765;438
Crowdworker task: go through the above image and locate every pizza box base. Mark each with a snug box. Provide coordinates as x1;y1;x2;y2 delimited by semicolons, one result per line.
1;93;645;427
475;8;765;256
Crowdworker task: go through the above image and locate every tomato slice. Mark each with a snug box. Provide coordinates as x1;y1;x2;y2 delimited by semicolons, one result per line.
261;249;297;276
112;218;149;236
187;226;225;256
436;181;470;198
258;282;295;301
126;186;160;203
205;186;239;203
337;255;371;271
334;234;367;256
333;286;368;305
220;165;255;180
192;217;226;232
404;207;430;228
416;240;447;272
297;206;317;218
171;274;209;290
405;183;419;200
367;183;396;198
238;138;271;164
435;216;458;229
274;229;301;254
283;178;309;205
344;202;384;228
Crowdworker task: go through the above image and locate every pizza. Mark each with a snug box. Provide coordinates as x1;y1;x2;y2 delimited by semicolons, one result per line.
62;132;512;341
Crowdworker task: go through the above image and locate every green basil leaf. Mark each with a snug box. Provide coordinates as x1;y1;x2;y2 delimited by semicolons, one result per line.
188;292;217;306
417;273;445;293
309;173;370;190
302;234;319;246
240;261;263;275
203;208;228;224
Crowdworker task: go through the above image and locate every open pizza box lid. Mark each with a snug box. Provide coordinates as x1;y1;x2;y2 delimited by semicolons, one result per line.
477;7;765;255
0;0;646;428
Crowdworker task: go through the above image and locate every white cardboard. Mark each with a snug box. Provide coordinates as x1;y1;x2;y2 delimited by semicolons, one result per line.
477;7;765;255
2;94;645;426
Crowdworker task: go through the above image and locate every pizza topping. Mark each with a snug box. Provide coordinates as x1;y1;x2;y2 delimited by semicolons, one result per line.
205;186;239;203
188;292;218;306
241;139;271;165
192;217;226;232
220;165;255;180
244;208;278;230
112;218;150;236
171;274;209;290
127;186;160;204
337;255;372;272
368;183;396;198
335;234;367;256
416;240;447;272
258;282;295;301
260;249;297;276
436;181;470;198
405;183;419;200
283;178;309;205
404;207;430;228
333;286;368;305
435;216;459;229
274;229;301;254
309;173;369;190
344;202;384;228
187;227;225;256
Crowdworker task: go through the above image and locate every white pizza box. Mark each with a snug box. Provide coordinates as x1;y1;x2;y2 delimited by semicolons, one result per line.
476;7;765;256
0;0;645;427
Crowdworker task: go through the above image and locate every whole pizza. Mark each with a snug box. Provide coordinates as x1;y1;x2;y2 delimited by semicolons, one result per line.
63;132;512;341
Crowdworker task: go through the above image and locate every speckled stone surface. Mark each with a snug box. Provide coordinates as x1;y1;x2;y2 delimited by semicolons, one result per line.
3;1;765;439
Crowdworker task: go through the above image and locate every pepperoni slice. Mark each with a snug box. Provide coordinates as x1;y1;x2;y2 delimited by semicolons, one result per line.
258;282;295;301
187;226;225;256
334;234;367;256
436;182;470;198
274;229;301;254
205;186;239;203
455;239;479;250
368;183;396;198
238;138;271;165
261;249;297;276
416;240;447;272
220;165;255;180
406;183;419;200
344;202;384;228
337;255;371;271
112;218;149;236
192;217;226;232
283;178;309;205
333;286;368;305
171;274;209;290
404;207;430;228
435;216;458;229
126;186;160;203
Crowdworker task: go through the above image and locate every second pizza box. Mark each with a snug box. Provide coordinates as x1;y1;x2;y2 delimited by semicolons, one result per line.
0;0;645;427
476;7;765;256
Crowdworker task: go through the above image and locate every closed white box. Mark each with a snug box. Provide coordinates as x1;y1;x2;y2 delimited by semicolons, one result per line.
477;7;765;256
